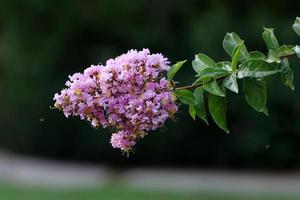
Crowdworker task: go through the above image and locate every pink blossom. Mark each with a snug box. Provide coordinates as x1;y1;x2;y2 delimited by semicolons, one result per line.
53;49;177;153
110;130;136;150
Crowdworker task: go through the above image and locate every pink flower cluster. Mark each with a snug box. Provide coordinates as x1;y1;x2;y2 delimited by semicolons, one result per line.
54;49;178;152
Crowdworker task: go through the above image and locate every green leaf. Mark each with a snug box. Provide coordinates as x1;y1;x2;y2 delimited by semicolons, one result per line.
267;49;280;63
193;87;208;124
293;17;300;36
203;80;225;97
249;51;266;60
294;45;300;58
193;77;211;85
237;59;279;79
195;67;231;80
231;42;243;71
208;93;229;133
262;28;280;54
280;58;294;91
217;61;232;71
223;73;238;93
279;45;295;57
192;53;217;73
189;105;196;120
175;89;196;105
167;60;186;80
243;78;268;115
223;32;249;60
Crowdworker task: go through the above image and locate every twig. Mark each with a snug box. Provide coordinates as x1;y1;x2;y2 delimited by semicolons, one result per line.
174;52;296;91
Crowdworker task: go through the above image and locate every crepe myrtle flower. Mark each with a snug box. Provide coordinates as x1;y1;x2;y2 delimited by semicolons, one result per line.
53;49;178;153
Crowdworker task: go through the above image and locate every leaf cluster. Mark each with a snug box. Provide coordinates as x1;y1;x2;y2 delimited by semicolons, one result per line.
168;17;300;133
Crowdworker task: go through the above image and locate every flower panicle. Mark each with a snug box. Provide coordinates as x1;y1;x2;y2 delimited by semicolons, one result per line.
53;49;177;153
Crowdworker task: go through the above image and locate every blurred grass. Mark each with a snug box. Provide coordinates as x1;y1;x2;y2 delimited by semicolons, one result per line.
0;184;299;200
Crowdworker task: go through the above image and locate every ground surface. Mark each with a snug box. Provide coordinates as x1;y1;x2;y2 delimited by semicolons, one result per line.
0;184;299;200
1;152;300;200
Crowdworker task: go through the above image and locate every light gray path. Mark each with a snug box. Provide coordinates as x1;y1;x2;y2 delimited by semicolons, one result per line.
121;168;300;196
0;152;110;189
0;152;300;196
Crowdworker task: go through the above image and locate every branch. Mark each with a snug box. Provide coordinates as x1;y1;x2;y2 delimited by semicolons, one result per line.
174;52;296;91
175;76;226;90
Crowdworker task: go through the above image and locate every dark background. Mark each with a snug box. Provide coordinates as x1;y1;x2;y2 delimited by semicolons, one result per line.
0;0;300;169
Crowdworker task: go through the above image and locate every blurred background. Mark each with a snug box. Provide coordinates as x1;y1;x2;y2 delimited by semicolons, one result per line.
1;0;300;199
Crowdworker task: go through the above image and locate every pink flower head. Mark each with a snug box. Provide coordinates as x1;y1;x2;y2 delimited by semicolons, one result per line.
53;49;177;153
110;130;136;151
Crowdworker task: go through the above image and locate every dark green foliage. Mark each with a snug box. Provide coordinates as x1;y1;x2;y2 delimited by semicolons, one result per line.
280;58;294;90
208;92;229;133
223;33;249;61
237;59;279;78
167;60;186;81
223;74;238;93
192;53;218;72
203;80;225;97
175;17;300;133
243;78;268;115
193;87;208;124
293;17;300;36
175;89;196;105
